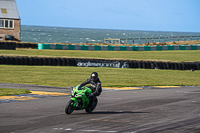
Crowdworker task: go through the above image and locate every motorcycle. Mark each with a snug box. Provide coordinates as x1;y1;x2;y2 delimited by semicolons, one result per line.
65;85;98;114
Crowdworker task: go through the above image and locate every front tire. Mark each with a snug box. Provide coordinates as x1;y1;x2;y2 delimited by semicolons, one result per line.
65;100;74;114
85;97;98;113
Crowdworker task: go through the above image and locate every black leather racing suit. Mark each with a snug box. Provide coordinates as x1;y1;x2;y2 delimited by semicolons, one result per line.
79;77;102;97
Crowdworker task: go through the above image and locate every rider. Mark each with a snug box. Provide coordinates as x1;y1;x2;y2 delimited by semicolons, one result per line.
78;72;102;99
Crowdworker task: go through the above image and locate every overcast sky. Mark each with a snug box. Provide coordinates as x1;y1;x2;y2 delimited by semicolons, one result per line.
16;0;200;32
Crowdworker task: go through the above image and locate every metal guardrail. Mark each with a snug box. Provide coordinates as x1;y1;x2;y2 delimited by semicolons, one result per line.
104;36;199;44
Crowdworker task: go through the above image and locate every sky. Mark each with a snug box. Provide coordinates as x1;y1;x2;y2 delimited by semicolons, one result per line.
16;0;200;32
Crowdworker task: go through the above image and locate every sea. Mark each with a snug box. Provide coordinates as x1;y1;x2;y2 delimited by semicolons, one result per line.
21;25;200;44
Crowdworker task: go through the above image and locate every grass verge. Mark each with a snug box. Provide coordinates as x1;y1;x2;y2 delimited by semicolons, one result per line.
1;49;200;62
0;88;31;96
0;65;199;87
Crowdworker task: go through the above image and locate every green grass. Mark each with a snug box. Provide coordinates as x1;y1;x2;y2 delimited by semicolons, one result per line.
0;65;199;87
1;49;199;87
0;88;31;96
1;49;200;62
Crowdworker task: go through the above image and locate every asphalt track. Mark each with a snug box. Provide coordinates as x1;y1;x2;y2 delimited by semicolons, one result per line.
1;83;200;133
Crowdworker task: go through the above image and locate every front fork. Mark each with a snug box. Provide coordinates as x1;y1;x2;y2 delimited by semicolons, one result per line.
70;98;78;108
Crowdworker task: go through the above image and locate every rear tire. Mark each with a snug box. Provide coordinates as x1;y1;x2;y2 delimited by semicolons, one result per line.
85;97;98;113
65;100;74;114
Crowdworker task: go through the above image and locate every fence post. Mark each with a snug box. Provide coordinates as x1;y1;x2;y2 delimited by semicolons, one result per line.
197;36;198;41
139;38;140;44
126;38;128;44
165;37;166;42
132;38;134;44
145;38;147;44
159;37;160;43
178;36;179;42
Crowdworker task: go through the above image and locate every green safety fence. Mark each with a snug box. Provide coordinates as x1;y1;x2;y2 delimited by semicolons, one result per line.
38;43;200;51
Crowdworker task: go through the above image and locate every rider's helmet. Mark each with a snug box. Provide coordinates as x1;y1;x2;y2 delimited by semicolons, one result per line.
91;72;98;82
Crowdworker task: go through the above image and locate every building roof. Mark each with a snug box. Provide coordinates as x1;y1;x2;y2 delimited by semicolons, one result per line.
0;0;20;19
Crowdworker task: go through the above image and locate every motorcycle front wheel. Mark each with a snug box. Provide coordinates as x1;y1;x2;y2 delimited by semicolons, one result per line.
65;100;74;114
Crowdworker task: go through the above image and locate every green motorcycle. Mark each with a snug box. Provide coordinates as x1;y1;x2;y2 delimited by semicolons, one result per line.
65;85;98;114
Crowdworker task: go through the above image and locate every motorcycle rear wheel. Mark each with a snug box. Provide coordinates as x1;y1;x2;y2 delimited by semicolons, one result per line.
85;97;98;113
65;100;74;114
